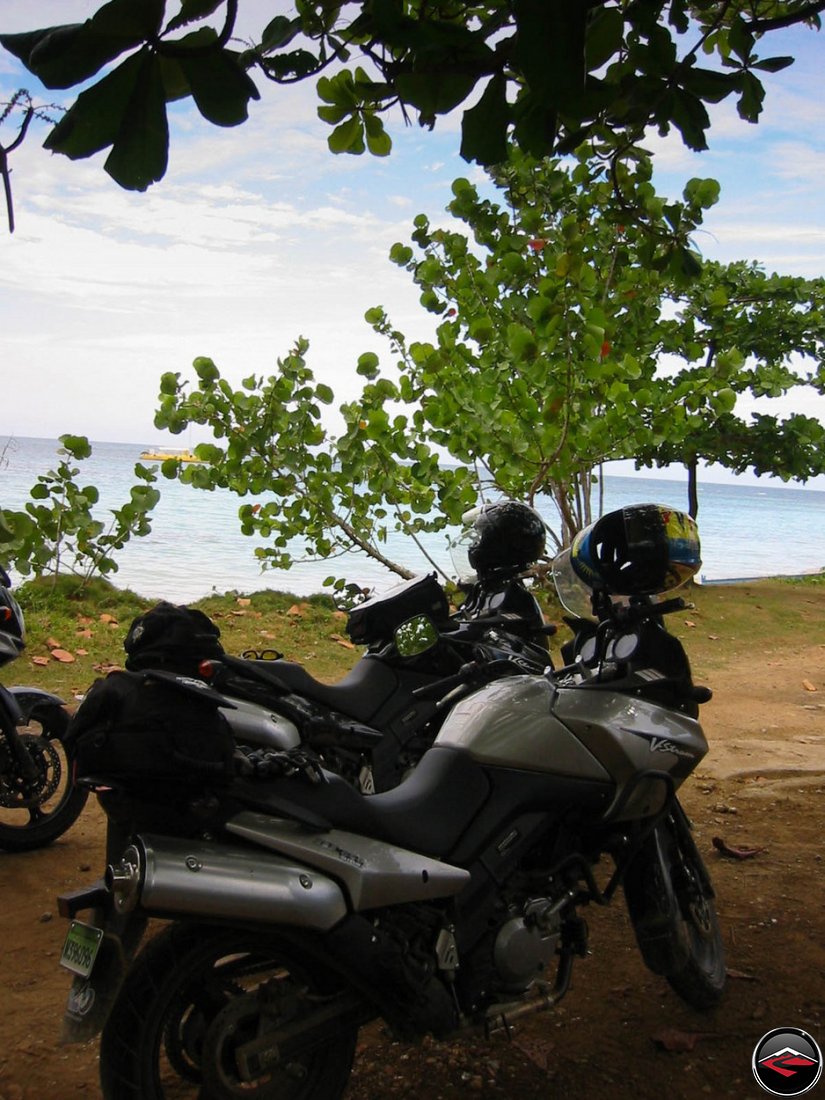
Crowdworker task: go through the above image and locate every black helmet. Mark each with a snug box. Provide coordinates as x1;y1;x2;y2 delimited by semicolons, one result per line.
570;504;700;596
466;502;546;578
0;567;25;666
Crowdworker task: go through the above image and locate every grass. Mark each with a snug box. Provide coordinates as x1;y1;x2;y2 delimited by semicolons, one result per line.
6;574;825;705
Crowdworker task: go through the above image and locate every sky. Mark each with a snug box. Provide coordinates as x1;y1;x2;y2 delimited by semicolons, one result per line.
0;3;823;487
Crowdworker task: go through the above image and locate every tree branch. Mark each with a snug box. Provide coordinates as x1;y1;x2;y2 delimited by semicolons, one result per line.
746;0;825;32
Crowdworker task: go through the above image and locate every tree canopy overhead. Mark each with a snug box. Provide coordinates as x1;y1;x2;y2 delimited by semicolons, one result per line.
1;0;821;193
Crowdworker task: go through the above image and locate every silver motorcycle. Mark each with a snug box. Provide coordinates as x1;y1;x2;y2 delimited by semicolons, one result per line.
56;504;725;1100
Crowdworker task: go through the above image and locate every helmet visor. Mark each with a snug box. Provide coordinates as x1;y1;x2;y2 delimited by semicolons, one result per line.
551;549;596;620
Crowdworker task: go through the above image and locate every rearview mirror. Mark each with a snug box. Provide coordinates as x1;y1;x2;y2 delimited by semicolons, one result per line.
394;615;439;657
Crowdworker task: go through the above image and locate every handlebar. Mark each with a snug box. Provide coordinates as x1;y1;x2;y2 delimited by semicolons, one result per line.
410;657;524;703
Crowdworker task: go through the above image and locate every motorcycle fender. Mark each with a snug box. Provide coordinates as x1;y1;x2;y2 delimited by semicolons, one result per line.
225;811;471;910
8;686;66;722
57;883;147;1045
622;825;688;975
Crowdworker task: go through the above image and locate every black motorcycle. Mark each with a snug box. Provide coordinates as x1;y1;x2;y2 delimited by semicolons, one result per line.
0;568;88;852
124;502;557;793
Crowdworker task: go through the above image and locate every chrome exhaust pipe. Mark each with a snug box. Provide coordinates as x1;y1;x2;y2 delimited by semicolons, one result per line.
108;834;348;931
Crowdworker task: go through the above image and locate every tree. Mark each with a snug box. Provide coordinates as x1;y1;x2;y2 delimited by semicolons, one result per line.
0;435;161;589
634;261;825;513
358;149;725;549
153;341;477;593
151;151;728;583
1;0;819;192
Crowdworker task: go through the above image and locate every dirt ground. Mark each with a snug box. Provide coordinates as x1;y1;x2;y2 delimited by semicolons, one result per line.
1;642;823;1100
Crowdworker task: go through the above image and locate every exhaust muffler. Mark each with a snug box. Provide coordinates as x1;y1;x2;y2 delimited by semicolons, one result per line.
107;834;348;931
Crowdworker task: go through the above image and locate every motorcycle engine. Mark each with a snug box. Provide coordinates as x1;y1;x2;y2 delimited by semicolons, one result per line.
492;900;561;994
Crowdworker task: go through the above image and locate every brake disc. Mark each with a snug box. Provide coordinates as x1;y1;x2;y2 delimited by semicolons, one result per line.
0;734;61;808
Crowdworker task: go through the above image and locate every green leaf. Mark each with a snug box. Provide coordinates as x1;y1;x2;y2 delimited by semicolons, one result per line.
43;52;145;160
737;71;766;121
585;6;623;71
166;0;224;35
315;383;335;404
752;56;794;74
0;0;164;89
357;352;380;378
317;104;348;124
460;73;510;167
260;14;302;50
328;115;364;153
389;243;414;266
683;177;720;209
59;434;93;459
395;70;478;117
180;48;260;127
364;113;392;156
193;357;220;383
728;16;754;63
669;88;710;151
104;51;169;190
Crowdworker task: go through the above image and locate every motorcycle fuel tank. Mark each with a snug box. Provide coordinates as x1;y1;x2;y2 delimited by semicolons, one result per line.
434;675;709;821
434;675;610;781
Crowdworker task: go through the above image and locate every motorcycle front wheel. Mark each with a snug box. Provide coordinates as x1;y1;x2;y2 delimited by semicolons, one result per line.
0;704;88;853
624;807;726;1010
100;922;359;1100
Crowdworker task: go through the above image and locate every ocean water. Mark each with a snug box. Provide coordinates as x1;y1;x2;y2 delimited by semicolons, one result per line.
1;436;823;603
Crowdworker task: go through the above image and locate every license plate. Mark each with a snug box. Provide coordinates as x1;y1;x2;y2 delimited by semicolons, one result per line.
59;920;103;978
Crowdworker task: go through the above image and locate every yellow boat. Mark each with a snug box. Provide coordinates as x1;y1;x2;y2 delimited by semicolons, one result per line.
139;448;203;463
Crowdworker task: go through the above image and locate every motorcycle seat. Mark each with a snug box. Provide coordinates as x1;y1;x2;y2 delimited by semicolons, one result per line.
229;655;401;724
229;746;490;859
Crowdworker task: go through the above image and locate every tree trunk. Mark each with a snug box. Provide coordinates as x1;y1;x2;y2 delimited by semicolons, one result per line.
687;457;699;519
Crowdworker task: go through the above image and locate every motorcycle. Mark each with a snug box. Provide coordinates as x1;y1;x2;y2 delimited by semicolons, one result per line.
0;568;88;852
56;503;725;1100
124;502;557;793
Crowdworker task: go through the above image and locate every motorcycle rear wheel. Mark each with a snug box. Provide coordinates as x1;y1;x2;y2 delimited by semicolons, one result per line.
100;922;358;1100
0;704;88;853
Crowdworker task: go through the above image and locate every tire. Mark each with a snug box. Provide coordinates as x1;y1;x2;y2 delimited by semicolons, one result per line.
0;704;89;853
624;809;726;1011
100;922;359;1100
661;815;726;1009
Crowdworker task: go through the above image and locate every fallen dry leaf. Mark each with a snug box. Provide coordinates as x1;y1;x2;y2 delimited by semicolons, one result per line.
50;649;76;664
99;613;118;625
712;836;767;860
802;679;818;692
75;648;88;657
684;620;696;628
236;597;251;607
46;636;62;649
31;656;50;667
75;628;94;639
287;605;303;617
707;633;720;641
93;662;122;674
727;968;758;981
